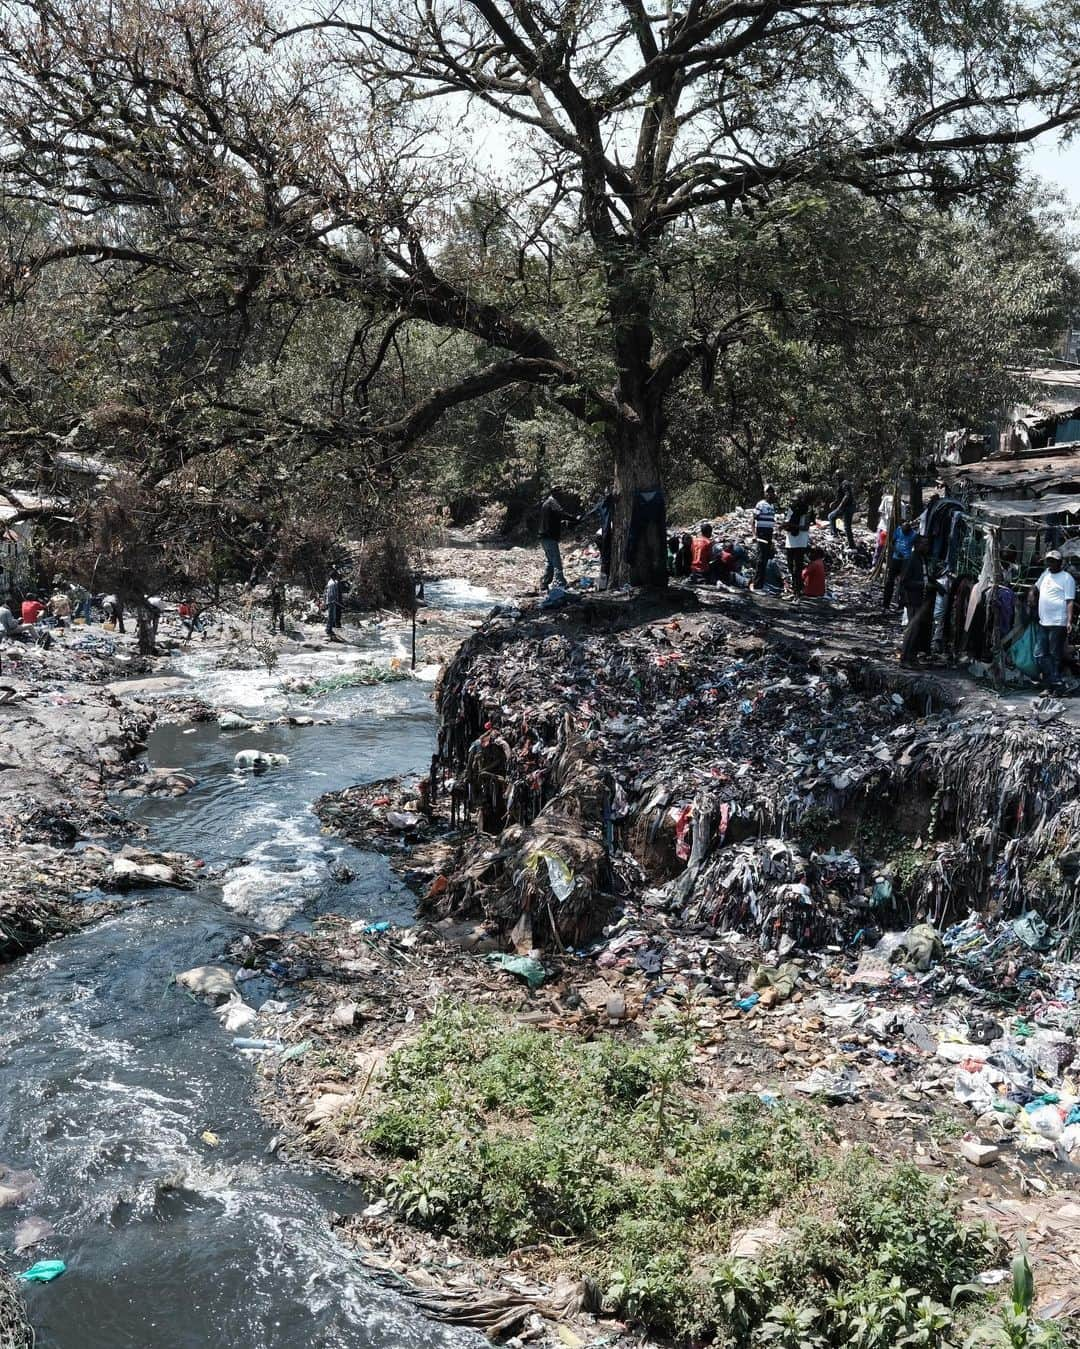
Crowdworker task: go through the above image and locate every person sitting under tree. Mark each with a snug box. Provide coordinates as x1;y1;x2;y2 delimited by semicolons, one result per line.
802;547;826;598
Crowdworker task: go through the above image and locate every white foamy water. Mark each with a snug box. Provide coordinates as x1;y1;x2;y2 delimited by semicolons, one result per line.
422;577;495;610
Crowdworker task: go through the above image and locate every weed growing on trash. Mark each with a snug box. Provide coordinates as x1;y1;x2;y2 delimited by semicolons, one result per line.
353;1002;1046;1344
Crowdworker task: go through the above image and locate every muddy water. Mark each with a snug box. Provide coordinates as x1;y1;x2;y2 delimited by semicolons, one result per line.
0;600;490;1348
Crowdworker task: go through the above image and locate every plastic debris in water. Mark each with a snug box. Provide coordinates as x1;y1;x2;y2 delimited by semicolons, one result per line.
18;1260;66;1284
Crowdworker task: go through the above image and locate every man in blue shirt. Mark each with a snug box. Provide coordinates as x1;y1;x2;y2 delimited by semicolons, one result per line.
883;520;917;611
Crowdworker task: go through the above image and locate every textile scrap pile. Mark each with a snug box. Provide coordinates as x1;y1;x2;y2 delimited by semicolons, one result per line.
428;601;1080;957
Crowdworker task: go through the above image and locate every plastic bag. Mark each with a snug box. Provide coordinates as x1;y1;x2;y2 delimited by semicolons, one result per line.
18;1260;66;1284
485;953;547;989
1006;621;1039;679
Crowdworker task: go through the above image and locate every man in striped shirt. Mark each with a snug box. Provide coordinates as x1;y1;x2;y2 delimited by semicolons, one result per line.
750;485;777;591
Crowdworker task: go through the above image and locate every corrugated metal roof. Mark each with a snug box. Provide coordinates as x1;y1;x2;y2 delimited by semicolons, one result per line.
970;494;1080;521
943;448;1080;496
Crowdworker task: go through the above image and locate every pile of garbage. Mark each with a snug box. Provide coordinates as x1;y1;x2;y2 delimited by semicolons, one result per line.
316;778;442;853
0;1267;31;1349
719;909;1080;1166
428;601;1080;956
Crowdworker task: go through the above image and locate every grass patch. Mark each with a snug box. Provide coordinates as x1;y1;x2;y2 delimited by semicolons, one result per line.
344;1002;1061;1345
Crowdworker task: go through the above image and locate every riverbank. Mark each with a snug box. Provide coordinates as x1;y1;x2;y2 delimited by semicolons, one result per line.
0;629;162;961
235;586;1080;1343
0;585;484;964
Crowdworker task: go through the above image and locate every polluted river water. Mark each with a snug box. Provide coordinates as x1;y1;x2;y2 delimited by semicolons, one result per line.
0;581;494;1348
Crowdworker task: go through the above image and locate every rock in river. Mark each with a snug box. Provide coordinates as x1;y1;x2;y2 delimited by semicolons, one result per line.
176;966;236;1007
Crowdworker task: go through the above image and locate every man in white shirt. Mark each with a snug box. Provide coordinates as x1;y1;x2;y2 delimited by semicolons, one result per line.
1030;549;1076;688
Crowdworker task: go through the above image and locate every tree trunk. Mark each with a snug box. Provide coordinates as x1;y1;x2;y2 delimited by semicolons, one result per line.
136;606;155;656
609;423;668;589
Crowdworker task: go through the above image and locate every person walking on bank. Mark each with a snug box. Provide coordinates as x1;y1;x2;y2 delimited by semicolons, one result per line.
538;488;574;591
1030;549;1076;689
750;485;777;590
828;477;857;548
783;494;813;600
883;519;918;610
899;536;933;666
324;572;343;638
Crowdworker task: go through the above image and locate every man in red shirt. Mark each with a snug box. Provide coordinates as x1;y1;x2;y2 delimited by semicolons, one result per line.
20;595;45;624
801;548;827;598
689;523;714;579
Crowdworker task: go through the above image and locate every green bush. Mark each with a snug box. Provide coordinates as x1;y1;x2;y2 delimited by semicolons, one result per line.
358;1001;1046;1345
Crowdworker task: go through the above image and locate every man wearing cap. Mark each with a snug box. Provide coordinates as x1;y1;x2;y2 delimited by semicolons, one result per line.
1030;550;1076;688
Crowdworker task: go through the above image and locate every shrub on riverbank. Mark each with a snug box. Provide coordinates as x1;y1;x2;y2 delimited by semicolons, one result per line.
353;1002;1035;1345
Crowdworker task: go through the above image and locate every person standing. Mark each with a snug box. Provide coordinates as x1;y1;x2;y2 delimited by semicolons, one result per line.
584;486;616;589
324;572;342;637
883;520;918;610
828;477;856;548
538;488;573;591
783;494;813;599
269;572;286;634
69;580;93;623
750;485;777;590
899;536;933;666
1029;549;1076;689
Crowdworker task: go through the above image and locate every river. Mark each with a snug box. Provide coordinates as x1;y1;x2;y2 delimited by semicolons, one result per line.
0;582;492;1348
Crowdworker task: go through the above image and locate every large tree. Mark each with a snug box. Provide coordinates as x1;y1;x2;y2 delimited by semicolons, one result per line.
2;0;1080;582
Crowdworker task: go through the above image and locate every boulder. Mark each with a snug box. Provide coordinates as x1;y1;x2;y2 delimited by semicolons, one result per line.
176;966;236;1006
330;1002;358;1029
234;749;289;771
111;856;176;886
13;1217;55;1253
218;711;254;731
106;675;191;696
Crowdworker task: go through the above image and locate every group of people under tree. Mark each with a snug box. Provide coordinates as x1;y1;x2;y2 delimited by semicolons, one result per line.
539;478;855;601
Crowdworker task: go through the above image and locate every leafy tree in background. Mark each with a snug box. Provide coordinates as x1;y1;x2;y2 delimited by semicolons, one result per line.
658;195;1078;518
2;0;1080;585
